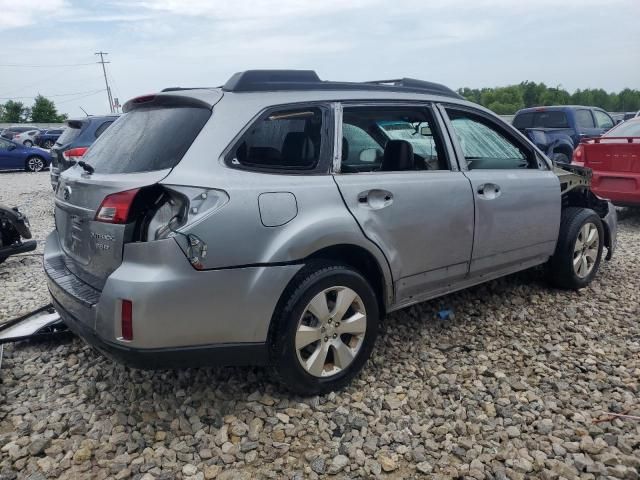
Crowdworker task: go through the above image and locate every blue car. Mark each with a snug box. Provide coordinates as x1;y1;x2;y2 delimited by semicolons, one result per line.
0;137;52;172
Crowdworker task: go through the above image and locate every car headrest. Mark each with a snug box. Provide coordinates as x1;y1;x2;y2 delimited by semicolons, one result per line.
381;140;414;171
281;132;314;166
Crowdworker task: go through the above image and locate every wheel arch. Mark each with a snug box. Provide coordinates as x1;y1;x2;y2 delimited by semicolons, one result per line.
562;186;614;259
265;242;392;355
553;140;574;159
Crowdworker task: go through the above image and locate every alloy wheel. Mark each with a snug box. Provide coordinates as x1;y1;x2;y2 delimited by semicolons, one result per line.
573;222;599;278
295;286;367;377
27;157;44;172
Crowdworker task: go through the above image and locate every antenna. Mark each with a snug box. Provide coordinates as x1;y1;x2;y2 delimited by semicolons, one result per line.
79;106;89;117
95;52;114;113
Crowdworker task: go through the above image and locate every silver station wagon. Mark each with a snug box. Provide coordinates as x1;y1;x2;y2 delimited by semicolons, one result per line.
45;70;617;394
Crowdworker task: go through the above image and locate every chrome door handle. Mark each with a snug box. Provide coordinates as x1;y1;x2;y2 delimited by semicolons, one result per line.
358;189;393;209
477;183;501;199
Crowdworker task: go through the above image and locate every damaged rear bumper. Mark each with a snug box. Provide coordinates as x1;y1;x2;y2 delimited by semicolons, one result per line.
44;230;301;368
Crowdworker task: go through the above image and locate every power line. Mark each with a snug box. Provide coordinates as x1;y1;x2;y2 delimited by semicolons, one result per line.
0;88;105;100
55;89;107;105
0;62;95;68
95;52;114;114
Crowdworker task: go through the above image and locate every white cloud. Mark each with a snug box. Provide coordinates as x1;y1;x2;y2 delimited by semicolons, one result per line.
0;0;69;30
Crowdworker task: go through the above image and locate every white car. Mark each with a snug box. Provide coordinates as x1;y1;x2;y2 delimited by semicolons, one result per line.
13;129;42;147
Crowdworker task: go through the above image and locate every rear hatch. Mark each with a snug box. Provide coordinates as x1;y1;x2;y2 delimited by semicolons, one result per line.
51;119;87;172
581;138;640;173
54;93;216;290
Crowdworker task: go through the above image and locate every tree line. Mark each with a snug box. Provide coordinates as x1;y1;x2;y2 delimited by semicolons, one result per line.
0;95;67;123
457;81;640;115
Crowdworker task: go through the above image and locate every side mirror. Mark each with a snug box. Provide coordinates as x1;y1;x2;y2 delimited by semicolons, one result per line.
359;148;379;163
7;144;16;151
420;126;432;136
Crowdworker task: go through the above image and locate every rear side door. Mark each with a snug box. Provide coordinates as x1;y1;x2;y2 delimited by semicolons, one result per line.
333;103;475;304
440;105;560;277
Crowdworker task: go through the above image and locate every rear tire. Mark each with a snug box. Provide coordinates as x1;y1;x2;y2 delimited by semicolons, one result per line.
43;140;54;149
547;207;604;289
271;261;380;395
23;140;33;147
25;156;45;172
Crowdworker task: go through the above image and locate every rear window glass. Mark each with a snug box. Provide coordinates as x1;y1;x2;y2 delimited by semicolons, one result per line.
56;122;84;145
513;113;533;129
81;107;210;174
513;111;569;129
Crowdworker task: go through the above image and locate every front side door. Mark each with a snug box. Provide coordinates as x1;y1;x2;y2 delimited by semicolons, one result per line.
333;103;475;304
441;105;561;276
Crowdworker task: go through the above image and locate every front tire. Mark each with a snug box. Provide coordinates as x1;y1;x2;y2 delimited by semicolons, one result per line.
547;207;604;289
25;156;45;172
271;262;380;395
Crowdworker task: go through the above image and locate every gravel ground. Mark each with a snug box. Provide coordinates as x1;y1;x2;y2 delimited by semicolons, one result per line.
0;171;638;480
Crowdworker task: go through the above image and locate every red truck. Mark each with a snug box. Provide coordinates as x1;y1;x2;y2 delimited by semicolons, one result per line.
572;118;640;206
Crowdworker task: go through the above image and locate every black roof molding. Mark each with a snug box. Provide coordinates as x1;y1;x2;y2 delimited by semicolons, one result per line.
222;70;463;99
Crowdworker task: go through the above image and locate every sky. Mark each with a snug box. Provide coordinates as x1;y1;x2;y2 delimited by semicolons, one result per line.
1;0;639;117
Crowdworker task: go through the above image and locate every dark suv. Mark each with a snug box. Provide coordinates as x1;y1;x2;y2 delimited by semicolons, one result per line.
512;106;616;163
50;115;118;190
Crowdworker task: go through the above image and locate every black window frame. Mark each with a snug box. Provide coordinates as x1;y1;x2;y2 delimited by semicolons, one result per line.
439;104;548;171
224;102;334;175
337;101;453;173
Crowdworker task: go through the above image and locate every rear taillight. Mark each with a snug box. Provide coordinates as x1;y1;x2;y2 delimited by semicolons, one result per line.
95;188;140;224
572;145;585;166
63;147;88;161
121;300;133;340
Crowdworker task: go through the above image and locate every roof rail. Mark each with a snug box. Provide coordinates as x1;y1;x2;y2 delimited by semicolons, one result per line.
161;87;212;92
222;70;463;99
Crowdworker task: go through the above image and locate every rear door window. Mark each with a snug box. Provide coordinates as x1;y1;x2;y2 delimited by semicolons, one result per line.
81;107;211;174
575;109;595;128
534;111;569;128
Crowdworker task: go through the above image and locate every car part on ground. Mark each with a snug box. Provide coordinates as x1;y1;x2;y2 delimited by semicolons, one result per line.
0;305;66;345
45;70;617;394
0;205;36;264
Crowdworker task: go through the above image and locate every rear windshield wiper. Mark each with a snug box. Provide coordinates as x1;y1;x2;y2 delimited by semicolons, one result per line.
77;161;94;174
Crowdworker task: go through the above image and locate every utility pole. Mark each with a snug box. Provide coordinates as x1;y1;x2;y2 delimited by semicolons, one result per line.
95;51;114;113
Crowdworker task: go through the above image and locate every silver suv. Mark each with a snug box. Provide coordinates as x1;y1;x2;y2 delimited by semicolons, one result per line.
45;70;617;394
